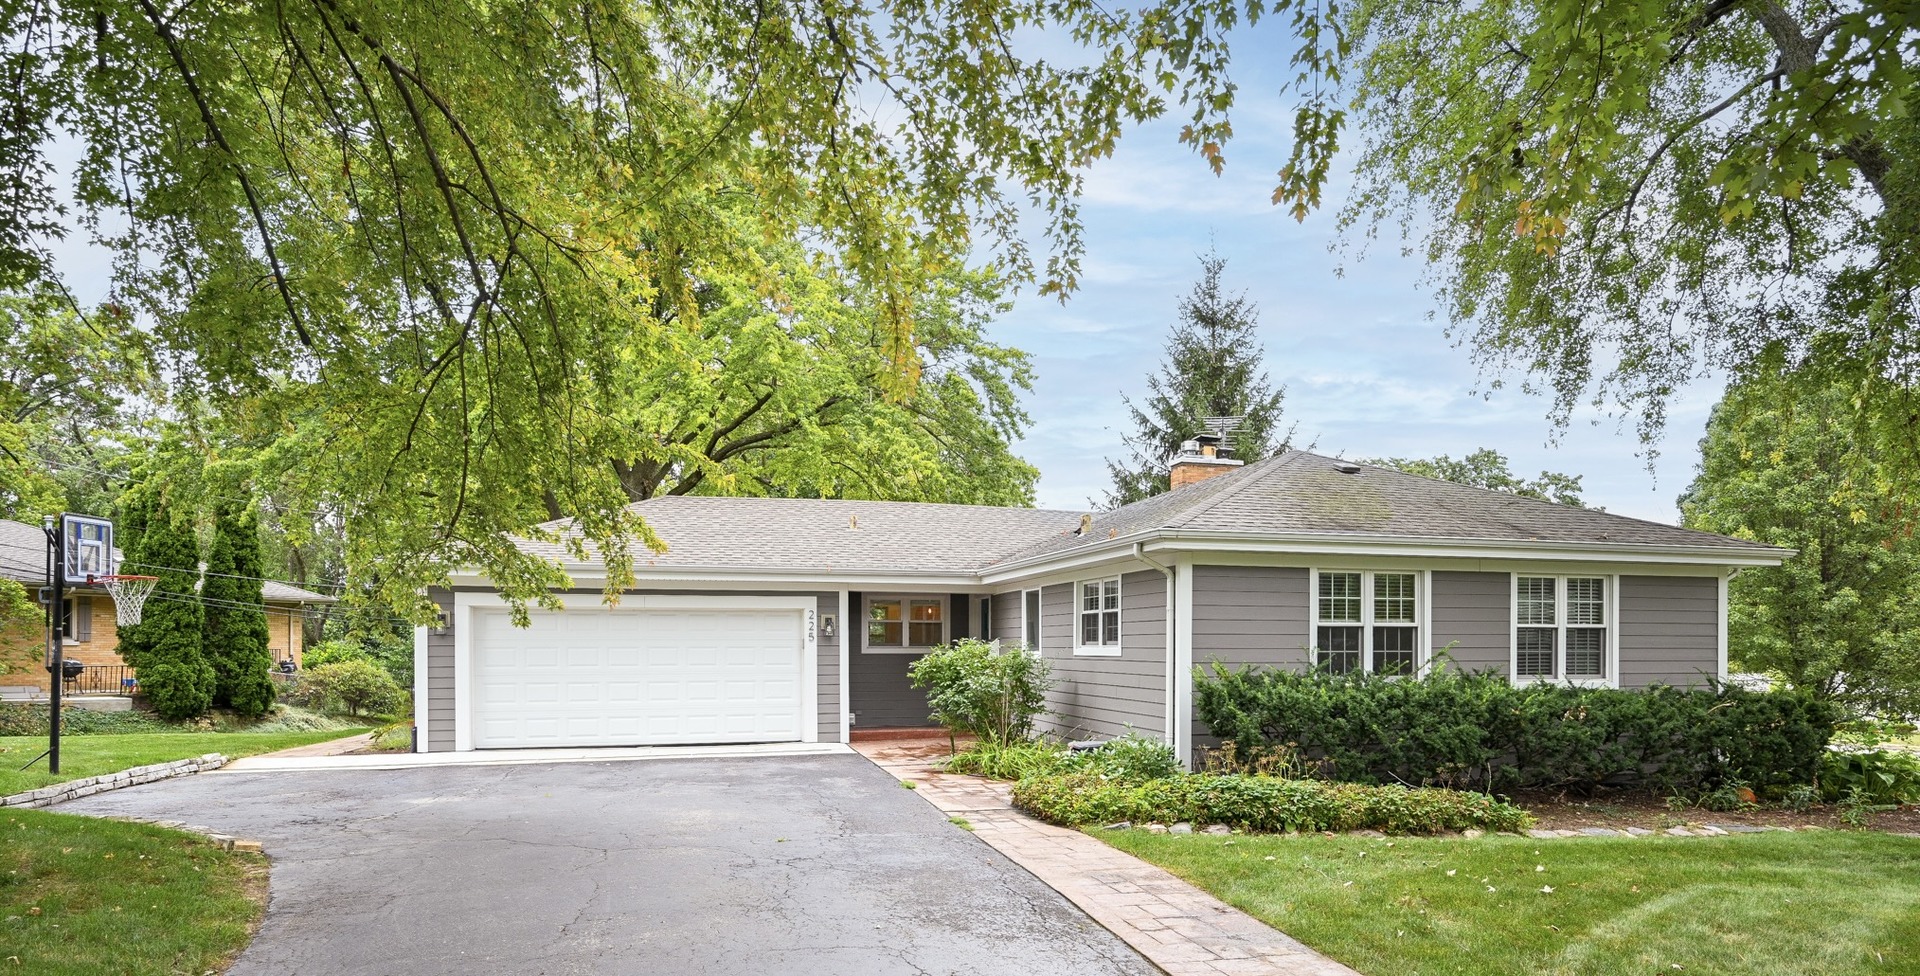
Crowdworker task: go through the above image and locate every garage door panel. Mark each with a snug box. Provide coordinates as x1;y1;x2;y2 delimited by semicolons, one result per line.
471;608;803;748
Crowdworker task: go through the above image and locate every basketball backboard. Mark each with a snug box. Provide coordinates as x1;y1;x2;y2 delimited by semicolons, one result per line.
61;514;113;585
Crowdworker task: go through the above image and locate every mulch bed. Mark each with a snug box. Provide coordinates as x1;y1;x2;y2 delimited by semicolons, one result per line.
1511;788;1920;834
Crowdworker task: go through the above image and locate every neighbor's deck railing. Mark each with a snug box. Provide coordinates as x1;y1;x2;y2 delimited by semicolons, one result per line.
62;664;138;697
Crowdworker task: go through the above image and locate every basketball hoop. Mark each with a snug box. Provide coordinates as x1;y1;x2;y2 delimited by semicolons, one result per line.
95;575;159;627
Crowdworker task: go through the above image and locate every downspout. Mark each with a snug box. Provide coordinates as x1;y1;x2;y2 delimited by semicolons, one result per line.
1133;542;1176;747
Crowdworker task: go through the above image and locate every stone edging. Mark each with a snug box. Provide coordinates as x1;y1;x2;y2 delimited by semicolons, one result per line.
94;814;264;853
0;753;229;809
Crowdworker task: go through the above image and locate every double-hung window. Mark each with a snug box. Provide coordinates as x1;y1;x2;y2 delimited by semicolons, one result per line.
1076;578;1121;654
1313;571;1420;675
866;596;945;651
1514;576;1609;681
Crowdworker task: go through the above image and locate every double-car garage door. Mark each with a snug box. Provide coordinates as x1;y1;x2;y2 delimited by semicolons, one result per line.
471;607;804;748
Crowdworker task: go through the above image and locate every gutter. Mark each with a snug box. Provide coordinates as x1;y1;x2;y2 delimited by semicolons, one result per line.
979;528;1792;581
1132;543;1177;749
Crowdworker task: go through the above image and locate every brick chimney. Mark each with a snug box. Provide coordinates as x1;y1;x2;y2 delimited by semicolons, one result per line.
1169;434;1243;490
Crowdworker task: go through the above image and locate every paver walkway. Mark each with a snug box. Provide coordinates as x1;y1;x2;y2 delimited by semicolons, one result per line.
853;740;1361;976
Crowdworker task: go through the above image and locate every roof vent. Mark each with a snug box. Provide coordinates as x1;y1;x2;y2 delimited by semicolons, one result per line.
1075;514;1094;536
1334;462;1362;474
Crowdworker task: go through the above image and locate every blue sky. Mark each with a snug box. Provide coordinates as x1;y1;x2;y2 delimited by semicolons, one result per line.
988;67;1724;524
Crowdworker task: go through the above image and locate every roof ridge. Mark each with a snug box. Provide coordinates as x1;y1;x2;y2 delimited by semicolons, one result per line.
1163;450;1306;529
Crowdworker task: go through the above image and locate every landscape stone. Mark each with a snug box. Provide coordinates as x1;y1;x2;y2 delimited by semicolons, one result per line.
1203;824;1232;835
1666;826;1694;837
1579;827;1619;837
1527;829;1559;839
1169;822;1193;835
1101;822;1132;831
1145;823;1168;834
1461;829;1484;839
1625;827;1654;837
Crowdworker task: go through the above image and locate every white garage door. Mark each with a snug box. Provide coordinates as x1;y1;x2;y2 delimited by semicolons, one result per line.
471;608;803;748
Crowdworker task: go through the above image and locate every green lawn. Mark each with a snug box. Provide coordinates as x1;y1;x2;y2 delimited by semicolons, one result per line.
1;809;265;975
0;729;367;796
1105;830;1920;976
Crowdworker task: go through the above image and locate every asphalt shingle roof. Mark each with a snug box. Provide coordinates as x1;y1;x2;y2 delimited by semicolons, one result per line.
525;453;1779;577
988;451;1774;566
0;518;336;603
524;496;1086;575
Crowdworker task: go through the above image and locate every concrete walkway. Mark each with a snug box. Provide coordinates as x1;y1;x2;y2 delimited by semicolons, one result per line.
854;739;1360;976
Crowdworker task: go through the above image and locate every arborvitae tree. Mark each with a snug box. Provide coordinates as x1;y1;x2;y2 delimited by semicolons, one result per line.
1104;252;1294;507
115;486;213;720
203;504;277;717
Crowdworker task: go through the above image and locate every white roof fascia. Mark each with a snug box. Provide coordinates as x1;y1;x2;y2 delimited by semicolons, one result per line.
1143;531;1793;567
978;529;1790;583
448;567;984;592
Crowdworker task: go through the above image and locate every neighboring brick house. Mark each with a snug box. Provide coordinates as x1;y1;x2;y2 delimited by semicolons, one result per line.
0;518;336;695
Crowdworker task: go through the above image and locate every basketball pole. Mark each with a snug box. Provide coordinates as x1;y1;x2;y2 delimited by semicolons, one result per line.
42;514;63;774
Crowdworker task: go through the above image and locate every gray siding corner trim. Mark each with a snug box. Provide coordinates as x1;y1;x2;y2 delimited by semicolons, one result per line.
1618;575;1721;689
1038;571;1169;742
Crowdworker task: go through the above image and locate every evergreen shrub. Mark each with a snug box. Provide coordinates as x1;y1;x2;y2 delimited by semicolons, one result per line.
1193;664;1839;795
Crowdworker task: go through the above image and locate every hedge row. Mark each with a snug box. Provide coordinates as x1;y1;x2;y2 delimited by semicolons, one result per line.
0;703;177;736
1194;665;1840;795
1011;773;1534;835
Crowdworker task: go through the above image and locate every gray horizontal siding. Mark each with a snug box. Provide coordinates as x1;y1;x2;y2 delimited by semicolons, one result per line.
1191;565;1312;671
426;587;454;752
991;592;1022;644
817;592;841;741
1037;572;1169;741
1619;575;1720;689
1431;571;1510;678
1190;565;1310;747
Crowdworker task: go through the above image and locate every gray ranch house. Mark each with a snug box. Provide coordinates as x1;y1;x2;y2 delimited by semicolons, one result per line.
414;447;1787;762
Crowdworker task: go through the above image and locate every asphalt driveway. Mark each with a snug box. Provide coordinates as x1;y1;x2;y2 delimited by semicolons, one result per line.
63;753;1156;976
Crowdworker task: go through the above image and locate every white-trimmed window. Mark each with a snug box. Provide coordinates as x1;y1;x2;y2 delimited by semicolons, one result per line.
1076;578;1121;654
1514;575;1609;681
865;596;945;652
1312;570;1421;675
1023;589;1042;651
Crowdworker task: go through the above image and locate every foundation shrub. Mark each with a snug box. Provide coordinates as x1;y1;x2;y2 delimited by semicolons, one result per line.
907;639;1051;745
1193;665;1838;795
1011;773;1534;835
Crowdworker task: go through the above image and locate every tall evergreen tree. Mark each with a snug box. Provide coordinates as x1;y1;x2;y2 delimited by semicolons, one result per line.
203;504;276;717
1104;253;1294;507
115;486;213;720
